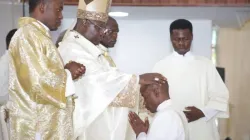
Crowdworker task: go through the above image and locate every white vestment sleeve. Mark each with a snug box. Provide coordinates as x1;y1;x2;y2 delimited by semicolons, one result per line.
205;64;229;118
201;108;220;121
65;69;75;97
137;132;147;140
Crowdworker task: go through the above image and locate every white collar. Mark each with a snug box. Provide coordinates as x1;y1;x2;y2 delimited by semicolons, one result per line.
157;99;172;112
97;44;108;54
172;51;194;60
173;51;192;57
36;20;50;32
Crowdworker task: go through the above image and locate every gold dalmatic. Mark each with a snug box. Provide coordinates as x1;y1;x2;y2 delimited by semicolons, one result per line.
8;17;74;140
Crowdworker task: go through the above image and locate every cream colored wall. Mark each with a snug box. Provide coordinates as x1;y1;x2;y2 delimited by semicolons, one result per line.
217;21;250;140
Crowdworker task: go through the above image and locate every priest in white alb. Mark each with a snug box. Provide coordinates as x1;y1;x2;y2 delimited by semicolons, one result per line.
58;0;166;140
152;19;229;140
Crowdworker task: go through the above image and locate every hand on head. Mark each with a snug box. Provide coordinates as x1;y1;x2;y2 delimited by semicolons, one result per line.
139;73;167;85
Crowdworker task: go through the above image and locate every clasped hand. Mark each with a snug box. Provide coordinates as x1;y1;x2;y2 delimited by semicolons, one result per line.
64;61;86;80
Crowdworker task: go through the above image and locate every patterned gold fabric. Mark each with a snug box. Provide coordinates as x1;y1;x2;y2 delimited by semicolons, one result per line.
8;17;73;140
109;75;138;108
77;0;112;22
138;94;154;117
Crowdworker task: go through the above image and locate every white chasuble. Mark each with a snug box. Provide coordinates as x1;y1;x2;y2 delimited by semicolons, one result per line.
153;52;229;140
58;30;140;140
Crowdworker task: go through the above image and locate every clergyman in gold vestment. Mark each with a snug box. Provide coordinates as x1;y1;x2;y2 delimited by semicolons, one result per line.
8;0;85;139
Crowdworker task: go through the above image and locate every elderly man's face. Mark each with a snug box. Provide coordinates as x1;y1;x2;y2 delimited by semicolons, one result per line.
101;18;119;48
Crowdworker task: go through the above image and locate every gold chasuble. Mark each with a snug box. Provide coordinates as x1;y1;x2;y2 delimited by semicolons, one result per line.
8;17;74;140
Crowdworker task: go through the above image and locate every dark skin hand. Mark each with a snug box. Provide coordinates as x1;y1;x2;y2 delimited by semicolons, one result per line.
64;61;86;80
129;112;149;137
4;109;8;123
183;106;205;123
139;73;167;85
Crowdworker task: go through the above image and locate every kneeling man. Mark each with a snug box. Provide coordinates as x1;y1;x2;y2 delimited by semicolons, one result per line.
129;82;189;140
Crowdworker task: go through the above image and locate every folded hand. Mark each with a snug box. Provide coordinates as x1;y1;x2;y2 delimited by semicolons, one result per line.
64;61;86;80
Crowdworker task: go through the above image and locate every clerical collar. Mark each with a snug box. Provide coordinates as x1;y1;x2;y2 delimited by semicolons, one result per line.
173;51;192;57
157;99;172;112
172;51;195;61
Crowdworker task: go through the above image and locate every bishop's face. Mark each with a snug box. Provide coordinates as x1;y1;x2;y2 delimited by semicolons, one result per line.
170;29;193;55
85;20;106;45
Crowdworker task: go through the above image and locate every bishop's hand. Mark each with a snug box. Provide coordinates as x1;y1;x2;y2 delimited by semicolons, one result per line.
64;61;86;80
139;73;167;85
129;112;149;137
183;106;205;123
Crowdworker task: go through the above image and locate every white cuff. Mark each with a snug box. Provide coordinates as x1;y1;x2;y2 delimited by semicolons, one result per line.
137;132;147;140
201;108;220;121
65;69;75;97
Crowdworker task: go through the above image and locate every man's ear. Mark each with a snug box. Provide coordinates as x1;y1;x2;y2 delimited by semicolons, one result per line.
39;0;46;13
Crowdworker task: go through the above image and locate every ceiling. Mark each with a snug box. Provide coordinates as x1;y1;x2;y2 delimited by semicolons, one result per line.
63;6;250;28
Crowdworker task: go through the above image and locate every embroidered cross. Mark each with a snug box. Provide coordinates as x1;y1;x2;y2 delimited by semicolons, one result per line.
74;35;79;39
84;0;93;5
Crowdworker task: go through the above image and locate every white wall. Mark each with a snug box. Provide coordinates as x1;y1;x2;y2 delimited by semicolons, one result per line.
110;19;212;74
0;2;212;74
0;1;22;56
55;19;212;74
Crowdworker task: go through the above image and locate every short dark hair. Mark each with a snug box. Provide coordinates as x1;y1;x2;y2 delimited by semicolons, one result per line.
29;0;41;13
170;19;193;34
29;0;50;13
6;29;17;50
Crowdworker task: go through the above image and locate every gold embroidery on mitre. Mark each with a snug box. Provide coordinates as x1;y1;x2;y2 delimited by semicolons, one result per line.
77;0;112;22
77;9;108;23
